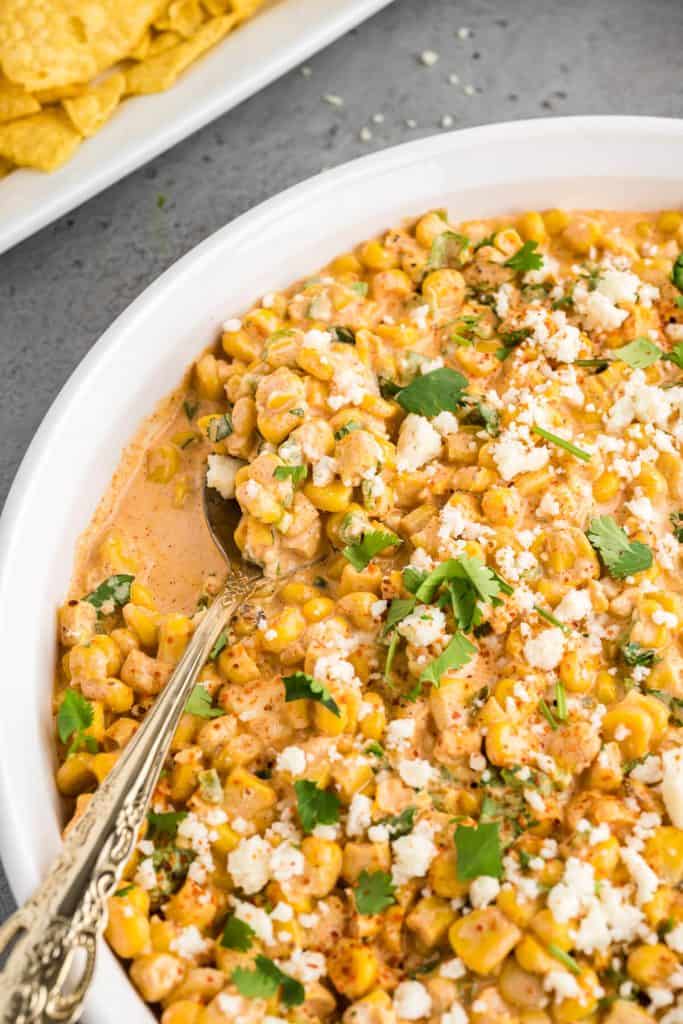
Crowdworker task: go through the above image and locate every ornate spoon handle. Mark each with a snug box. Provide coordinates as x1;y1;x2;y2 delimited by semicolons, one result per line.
0;574;253;1024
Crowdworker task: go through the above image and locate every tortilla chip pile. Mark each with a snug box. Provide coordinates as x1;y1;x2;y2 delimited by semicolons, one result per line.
0;0;265;174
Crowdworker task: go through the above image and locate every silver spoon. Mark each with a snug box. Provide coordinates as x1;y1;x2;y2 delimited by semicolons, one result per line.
0;478;266;1023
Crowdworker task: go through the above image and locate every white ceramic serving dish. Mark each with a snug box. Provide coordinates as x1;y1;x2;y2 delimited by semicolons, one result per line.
0;0;395;257
1;116;682;1022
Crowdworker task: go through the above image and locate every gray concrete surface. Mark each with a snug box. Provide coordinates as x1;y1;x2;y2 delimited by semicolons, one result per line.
1;0;682;920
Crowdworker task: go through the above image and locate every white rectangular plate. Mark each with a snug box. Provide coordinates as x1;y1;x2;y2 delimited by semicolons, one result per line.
0;0;394;256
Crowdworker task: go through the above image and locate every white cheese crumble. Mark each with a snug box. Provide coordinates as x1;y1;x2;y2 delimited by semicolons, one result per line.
276;746;307;776
206;454;241;500
396;414;442;472
523;627;566;670
392;820;438;885
393;980;433;1020
469;875;500;908
227;835;271;894
398;758;434;789
346;793;373;837
398;605;447;647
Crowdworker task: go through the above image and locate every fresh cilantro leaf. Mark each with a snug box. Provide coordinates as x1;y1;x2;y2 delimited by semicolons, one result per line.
664;343;683;370
57;688;93;744
85;573;134;613
671;511;683;542
495;326;533;361
621;642;658;667
209;630;228;660
273;464;307;484
532;425;592;462
455;821;503;879
613;337;663;369
232;956;304;1007
416;555;504;609
504;240;543;274
366;741;385;758
282;672;340;716
395;368;468;417
183;398;198;420
221;915;255;951
57;689;98;755
147;809;187;840
354;870;397;915
185;685;224;719
382;597;417;635
343;530;402;571
587;515;653;579
473;232;496;252
479;795;504;822
403;566;428;594
294;780;340;834
548;945;580;975
518;849;534;870
334;420;361;441
450;313;481;346
425;231;470;272
330;325;356;344
377;806;416;838
151;845;194;900
420;632;477;686
676;296;683;309
672;252;683;292
206;413;233;442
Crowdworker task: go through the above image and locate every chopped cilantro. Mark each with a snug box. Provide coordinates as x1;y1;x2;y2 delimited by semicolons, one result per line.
330;326;356;344
455;821;502;880
555;680;568;722
504;240;543;274
294;780;340;834
147;809;187;840
289;407;305;417
383;632;400;683
587;515;653;579
343;530;402;571
206;413;233;442
461;400;500;437
282;672;340;716
395;367;468;417
232;955;304;1007
84;573;134;614
672;252;683;292
273;464;307;484
114;885;134;898
403;566;428;594
671;511;683;542
185;685;224;719
57;689;98;756
415;555;508;631
377;806;416;838
420;632;477;687
209;630;228;660
532;425;591;462
425;231;470;272
354;870;397;915
366;742;385;758
665;343;683;370
612;337;663;369
495;326;533;361
621;641;658;668
379;376;401;399
334;420;361;441
221;915;255;951
183;398;198;420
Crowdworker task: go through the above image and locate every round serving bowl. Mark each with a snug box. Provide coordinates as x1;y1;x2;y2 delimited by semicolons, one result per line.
1;115;682;1022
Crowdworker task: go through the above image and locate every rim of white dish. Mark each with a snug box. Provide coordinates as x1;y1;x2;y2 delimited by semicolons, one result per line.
1;115;682;1021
